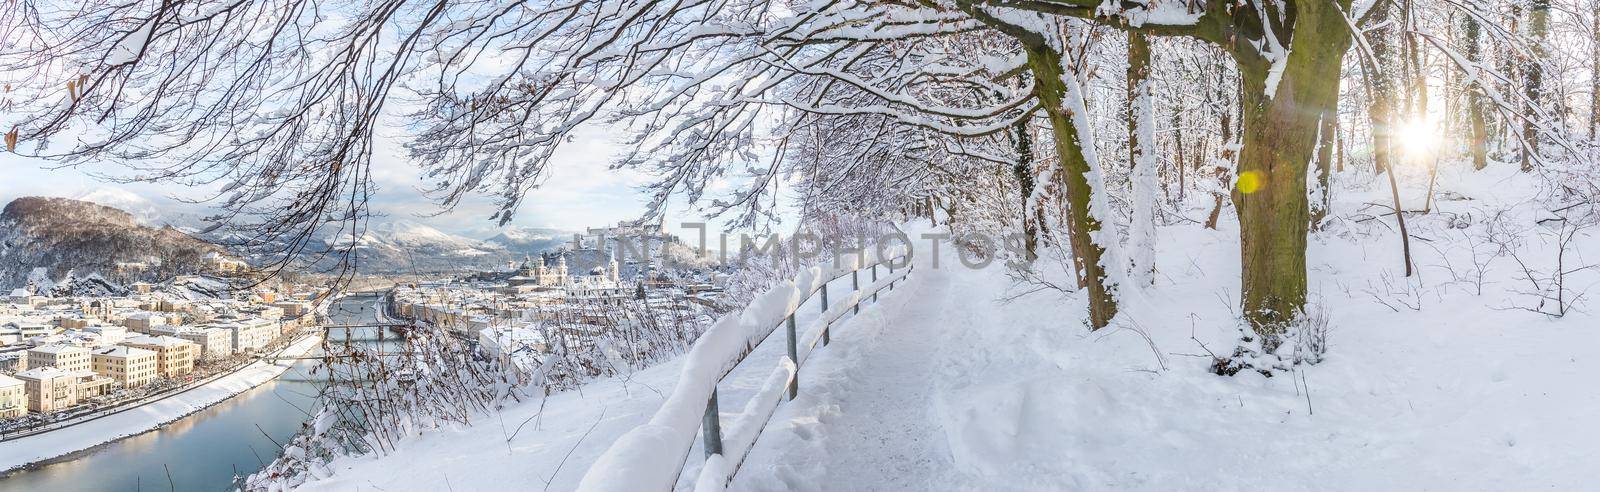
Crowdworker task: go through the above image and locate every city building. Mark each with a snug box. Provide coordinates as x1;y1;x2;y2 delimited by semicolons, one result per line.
16;367;78;413
508;254;570;288
217;318;276;353
71;370;113;398
157;327;234;360
0;353;26;372
203;252;249;273
27;345;91;373
269;301;313;318
1;322;55;345
120;336;197;379
0;374;25;418
121;312;171;334
92;346;158;388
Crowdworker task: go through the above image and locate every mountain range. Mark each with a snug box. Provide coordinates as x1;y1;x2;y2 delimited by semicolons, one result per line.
332;220;519;273
0;193;579;284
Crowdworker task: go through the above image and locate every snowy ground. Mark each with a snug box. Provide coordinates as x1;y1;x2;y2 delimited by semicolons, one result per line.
728;163;1600;490
302;162;1600;490
0;334;323;472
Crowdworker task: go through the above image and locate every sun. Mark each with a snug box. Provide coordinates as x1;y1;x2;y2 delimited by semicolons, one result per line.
1395;118;1438;159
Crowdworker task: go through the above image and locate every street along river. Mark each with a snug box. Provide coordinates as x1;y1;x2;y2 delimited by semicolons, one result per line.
0;294;393;491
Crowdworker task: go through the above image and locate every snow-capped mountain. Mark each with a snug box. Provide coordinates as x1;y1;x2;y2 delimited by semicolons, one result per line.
0;196;226;289
484;226;573;256
72;187;166;226
331;220;516;273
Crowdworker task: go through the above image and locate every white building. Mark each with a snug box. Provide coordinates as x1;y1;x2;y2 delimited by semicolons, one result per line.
217;318;276;353
91;346;158;388
16;367;78;413
0;374;25;418
27;345;91;373
156;326;234;360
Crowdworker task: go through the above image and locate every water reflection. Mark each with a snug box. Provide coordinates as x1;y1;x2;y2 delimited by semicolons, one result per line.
0;296;388;491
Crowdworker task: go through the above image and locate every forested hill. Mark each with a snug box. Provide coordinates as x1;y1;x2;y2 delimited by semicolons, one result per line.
0;196;226;290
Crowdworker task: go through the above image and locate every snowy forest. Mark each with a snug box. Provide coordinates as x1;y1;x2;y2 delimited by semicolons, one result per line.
3;0;1600;489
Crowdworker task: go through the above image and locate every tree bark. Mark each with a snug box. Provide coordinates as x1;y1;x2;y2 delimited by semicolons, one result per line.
1027;44;1118;329
1232;3;1353;347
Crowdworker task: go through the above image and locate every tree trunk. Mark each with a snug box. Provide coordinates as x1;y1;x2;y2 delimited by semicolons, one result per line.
1127;32;1157;286
1524;0;1549;171
1027;44;1117;329
1012;120;1039;261
1464;13;1489;170
1232;3;1353;347
1174;110;1187;203
1366;0;1401;175
1592;1;1600;141
1310;105;1337;230
1336;123;1346;173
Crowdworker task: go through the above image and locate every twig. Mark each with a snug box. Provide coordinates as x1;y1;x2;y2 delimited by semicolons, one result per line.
544;407;608;492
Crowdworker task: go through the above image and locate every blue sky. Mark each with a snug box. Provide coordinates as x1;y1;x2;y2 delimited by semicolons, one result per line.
0;124;727;239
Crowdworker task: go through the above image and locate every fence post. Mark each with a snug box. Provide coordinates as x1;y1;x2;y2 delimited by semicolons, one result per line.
851;270;860;314
703;387;723;458
786;313;798;400
871;264;878;303
820;283;830;345
889;262;896;290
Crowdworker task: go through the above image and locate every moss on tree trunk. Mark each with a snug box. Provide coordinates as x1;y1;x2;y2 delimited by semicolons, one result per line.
1026;45;1117;329
1232;2;1352;349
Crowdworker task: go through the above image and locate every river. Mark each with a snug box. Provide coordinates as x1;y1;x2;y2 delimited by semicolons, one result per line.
0;295;392;491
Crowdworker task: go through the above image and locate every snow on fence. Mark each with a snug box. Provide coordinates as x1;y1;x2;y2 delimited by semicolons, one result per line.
576;247;914;492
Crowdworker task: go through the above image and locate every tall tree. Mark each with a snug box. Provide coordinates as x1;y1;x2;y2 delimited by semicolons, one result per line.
1127;32;1157;286
1024;40;1121;328
1524;0;1550;171
1592;0;1600;141
1367;0;1403;175
961;0;1363;341
1464;12;1490;170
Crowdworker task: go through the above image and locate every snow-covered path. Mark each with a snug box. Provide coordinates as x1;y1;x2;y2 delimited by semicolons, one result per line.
730;253;961;490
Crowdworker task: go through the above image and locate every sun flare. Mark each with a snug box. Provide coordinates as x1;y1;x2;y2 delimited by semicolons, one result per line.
1395;118;1439;159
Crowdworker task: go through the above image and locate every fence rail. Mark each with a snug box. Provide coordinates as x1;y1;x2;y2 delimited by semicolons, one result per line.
576;251;914;492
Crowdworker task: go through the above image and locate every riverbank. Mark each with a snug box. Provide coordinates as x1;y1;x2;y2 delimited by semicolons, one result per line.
0;333;323;473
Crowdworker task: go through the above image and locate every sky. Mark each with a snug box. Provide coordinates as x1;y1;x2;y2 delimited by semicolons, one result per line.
0;123;728;240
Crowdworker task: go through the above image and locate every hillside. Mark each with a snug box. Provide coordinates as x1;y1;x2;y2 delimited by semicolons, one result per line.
0;196;227;289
